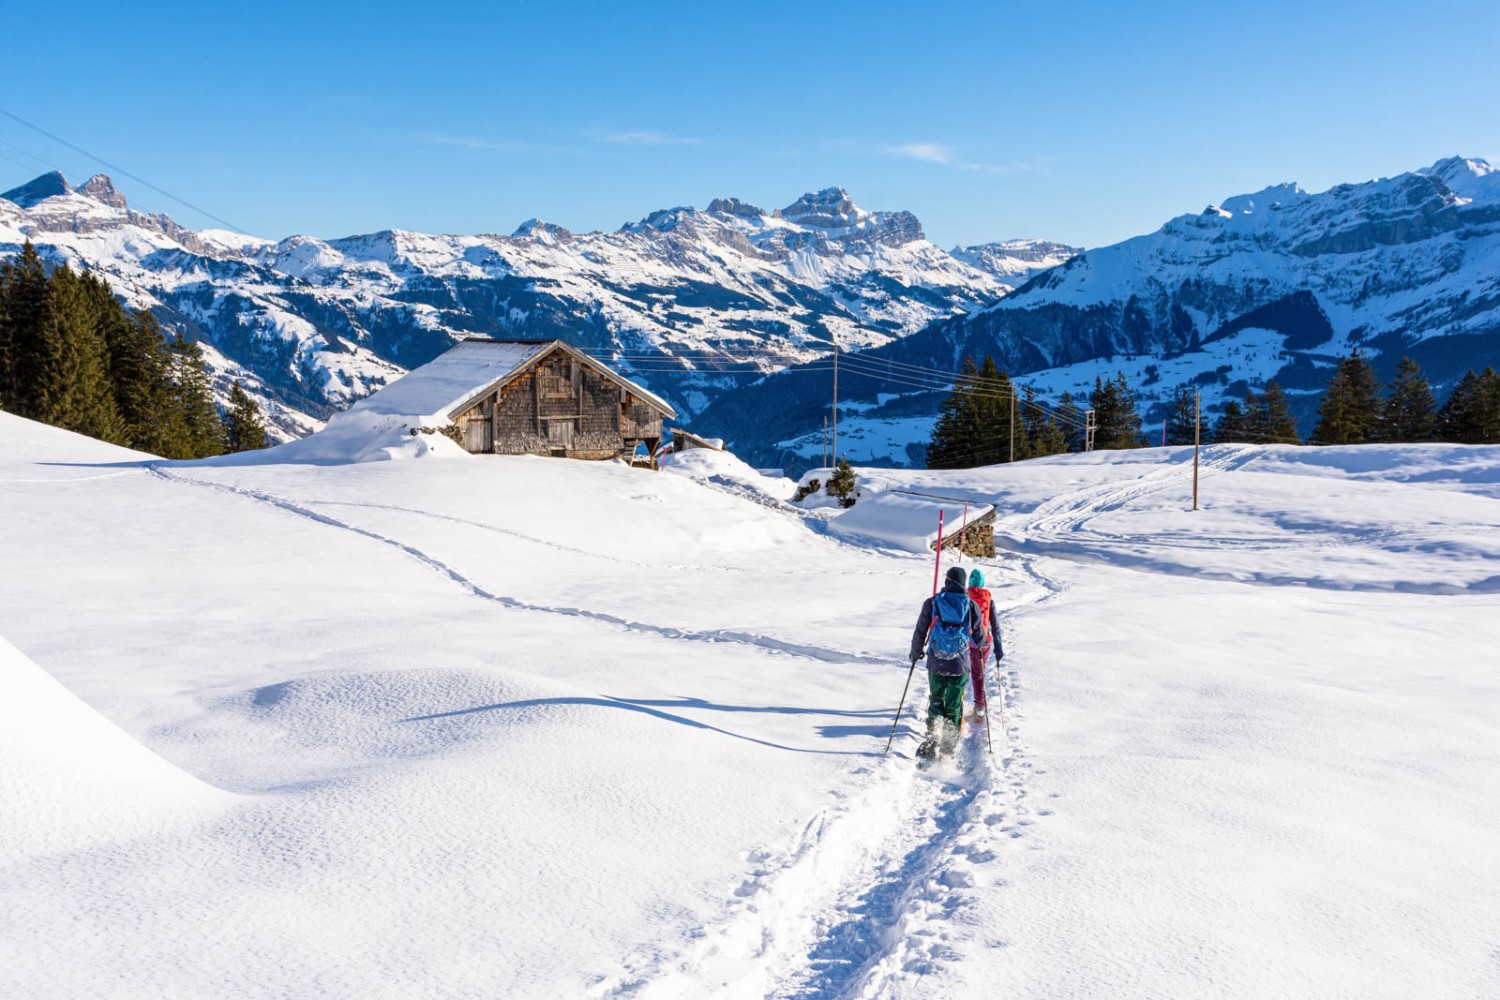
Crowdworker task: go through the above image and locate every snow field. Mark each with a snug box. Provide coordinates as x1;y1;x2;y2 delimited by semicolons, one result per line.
3;410;1499;998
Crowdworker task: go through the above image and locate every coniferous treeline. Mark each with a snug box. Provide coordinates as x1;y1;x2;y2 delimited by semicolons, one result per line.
1211;351;1500;445
0;242;267;457
927;347;1499;469
927;356;1144;468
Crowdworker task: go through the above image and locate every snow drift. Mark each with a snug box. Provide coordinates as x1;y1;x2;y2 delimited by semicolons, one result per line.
0;634;230;863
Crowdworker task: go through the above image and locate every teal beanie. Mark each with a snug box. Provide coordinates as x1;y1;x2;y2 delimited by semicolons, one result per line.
969;569;985;587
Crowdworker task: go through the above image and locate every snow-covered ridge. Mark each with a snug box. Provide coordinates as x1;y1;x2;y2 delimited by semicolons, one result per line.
0;173;1074;440
694;155;1500;466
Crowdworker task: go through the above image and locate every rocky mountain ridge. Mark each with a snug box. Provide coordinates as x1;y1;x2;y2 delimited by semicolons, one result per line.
0;174;1076;437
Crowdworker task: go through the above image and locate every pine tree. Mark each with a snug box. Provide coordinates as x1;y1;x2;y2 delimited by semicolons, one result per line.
1254;381;1300;444
1452;367;1500;444
1213;401;1249;443
927;357;984;469
1310;350;1381;445
977;359;1031;464
163;334;226;459
826;456;857;505
1092;371;1143;449
33;263;127;443
223;381;269;452
1165;385;1197;446
1380;357;1436;442
1022;385;1067;457
2;242;52;419
1057;390;1084;452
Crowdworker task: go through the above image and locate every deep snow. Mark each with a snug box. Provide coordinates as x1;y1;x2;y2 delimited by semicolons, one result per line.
2;411;1498;999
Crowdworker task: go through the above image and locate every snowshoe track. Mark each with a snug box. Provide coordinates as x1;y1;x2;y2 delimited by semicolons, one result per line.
594;560;1057;999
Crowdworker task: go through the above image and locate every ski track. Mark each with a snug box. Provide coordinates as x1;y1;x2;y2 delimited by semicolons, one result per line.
593;557;1062;1000
145;465;890;668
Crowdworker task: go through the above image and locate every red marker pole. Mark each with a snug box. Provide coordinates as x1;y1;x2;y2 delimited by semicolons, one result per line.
886;509;946;754
932;509;945;595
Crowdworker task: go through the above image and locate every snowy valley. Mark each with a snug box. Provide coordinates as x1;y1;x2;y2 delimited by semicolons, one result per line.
3;412;1497;998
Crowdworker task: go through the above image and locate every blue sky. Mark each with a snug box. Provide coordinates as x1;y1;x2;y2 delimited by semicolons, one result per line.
1;1;1496;248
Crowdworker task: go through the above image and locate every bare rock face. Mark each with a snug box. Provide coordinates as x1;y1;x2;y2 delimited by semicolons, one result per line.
780;186;867;230
77;174;128;209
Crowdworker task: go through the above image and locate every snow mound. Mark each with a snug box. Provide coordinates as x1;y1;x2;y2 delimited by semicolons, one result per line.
0;634;231;863
828;490;993;552
659;446;797;501
211;410;471;466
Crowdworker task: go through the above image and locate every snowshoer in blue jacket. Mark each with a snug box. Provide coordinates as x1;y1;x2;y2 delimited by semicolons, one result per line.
909;565;985;756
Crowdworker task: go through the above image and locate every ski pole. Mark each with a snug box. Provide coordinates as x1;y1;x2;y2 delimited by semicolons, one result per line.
885;509;947;754
883;658;918;754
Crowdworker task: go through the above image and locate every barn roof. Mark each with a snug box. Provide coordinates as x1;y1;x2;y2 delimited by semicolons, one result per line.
349;339;676;422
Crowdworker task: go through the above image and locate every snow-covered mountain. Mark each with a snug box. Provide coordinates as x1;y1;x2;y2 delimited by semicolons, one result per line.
0;173;1076;437
696;157;1500;465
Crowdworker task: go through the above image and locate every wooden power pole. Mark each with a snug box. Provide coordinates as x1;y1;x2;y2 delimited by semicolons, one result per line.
831;334;839;463
1192;390;1201;511
1009;395;1016;463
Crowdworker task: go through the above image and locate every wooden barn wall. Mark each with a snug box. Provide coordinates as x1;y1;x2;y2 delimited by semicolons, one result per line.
455;349;668;457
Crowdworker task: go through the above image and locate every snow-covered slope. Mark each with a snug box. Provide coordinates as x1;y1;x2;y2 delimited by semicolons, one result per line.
697;156;1500;464
2;410;1497;998
0;173;1075;438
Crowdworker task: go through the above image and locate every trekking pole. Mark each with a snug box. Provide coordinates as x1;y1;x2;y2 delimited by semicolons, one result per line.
884;510;946;755
982;657;994;755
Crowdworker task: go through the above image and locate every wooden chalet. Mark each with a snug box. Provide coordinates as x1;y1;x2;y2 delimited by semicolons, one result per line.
374;338;677;461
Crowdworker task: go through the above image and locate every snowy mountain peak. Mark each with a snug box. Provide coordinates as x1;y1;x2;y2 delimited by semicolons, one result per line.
620;205;701;233
779;186;868;229
705;197;766;221
1;171;72;208
77;174;128;209
1421;156;1498;203
511;218;573;243
1217;182;1308;215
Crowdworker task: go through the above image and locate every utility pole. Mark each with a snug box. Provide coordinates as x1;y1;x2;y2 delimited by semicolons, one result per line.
831;333;839;463
822;416;828;470
1009;395;1016;463
1084;408;1097;452
1192;390;1201;511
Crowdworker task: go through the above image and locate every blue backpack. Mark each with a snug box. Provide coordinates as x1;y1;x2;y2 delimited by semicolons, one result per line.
928;591;971;660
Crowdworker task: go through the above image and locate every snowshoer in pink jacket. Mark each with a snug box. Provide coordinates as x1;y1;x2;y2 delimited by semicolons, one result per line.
966;569;1003;717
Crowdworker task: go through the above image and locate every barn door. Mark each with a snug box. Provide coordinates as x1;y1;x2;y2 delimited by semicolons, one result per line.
547;419;574;449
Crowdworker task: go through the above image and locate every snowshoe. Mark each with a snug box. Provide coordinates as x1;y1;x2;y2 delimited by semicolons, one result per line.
937;719;961;760
915;734;939;762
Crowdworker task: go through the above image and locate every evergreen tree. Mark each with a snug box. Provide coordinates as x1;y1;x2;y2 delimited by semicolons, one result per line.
163;334;226;459
1380;357;1436;442
1252;381;1300;444
1438;369;1483;443
1447;367;1500;444
223;381;269;453
31;263;127;442
1056;390;1085;452
1022;385;1067;457
1092;371;1143;449
826;456;857;506
1310;350;1382;445
2;242;53;419
1165;385;1197;446
977;359;1031;464
927;357;984;469
1213;401;1249;443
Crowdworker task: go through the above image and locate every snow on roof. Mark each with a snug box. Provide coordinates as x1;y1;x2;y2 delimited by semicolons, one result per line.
346;339;676;422
347;339;553;421
828;490;994;553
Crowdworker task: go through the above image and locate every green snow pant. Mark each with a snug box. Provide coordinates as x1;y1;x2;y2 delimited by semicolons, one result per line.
926;670;967;731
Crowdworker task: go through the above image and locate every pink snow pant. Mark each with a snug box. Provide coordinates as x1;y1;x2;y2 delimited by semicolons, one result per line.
969;644;991;711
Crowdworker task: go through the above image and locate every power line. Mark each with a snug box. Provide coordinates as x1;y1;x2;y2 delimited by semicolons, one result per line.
0;105;248;233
